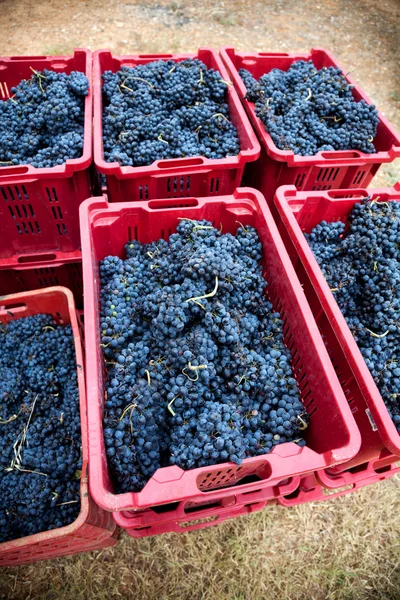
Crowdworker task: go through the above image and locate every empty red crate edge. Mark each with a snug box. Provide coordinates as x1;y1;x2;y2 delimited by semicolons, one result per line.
80;187;361;512
219;47;400;166
272;184;400;463
0;288;117;566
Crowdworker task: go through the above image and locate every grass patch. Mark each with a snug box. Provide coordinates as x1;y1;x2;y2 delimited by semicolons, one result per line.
0;476;399;600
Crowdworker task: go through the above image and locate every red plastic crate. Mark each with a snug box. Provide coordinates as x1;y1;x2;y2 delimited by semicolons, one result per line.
80;187;361;512
0;254;83;309
0;50;93;260
0;288;117;566
124;499;276;538
114;476;299;531
93;49;260;203
220;48;400;205
272;184;400;472
278;460;400;506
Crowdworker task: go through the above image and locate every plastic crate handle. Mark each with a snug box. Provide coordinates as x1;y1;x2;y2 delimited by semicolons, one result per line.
0;165;30;176
0;301;27;316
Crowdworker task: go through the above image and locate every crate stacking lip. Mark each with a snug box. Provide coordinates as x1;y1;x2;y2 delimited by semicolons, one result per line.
80;186;360;512
272;184;400;473
278;458;400;506
93;48;260;203
122;500;277;539
0;49;93;260
219;47;400;204
113;476;299;532
0;287;117;567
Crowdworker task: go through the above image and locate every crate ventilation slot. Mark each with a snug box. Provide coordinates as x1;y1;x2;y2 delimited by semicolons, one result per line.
294;173;306;189
352;170;366;185
198;466;244;491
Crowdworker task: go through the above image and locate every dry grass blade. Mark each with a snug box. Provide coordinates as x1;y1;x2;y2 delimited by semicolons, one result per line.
0;477;399;600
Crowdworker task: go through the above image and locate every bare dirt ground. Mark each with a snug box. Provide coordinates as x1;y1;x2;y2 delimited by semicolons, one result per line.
0;1;399;599
1;0;399;183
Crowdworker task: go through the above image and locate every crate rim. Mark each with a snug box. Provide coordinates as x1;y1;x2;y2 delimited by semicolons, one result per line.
93;47;261;177
219;46;400;166
80;186;361;512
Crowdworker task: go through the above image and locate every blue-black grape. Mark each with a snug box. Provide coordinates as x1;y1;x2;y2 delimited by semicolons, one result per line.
0;315;81;542
102;59;240;167
0;69;89;168
100;219;307;493
307;198;400;431
239;60;379;156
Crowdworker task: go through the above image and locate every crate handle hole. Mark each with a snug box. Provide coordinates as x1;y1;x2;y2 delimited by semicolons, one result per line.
321;151;361;159
138;54;174;59
18;253;57;264
0;166;29;175
148;198;198;210
0;302;26;314
158;157;204;169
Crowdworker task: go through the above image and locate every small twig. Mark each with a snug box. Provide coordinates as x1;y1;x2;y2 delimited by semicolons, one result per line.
219;78;232;86
370;198;390;209
305;88;312;101
0;413;20;425
365;328;390;339
120;402;137;421
211;113;230;123
237;372;247;386
15;466;48;477
30;67;46;93
168;65;176;74
182;368;199;382
186;276;219;310
145;369;151;386
124;76;154;89
168;395;180;416
178;217;214;232
236;220;250;232
198;69;204;85
55;500;79;507
194;125;202;140
182;362;208;381
158;134;169;144
30;67;46;79
297;414;308;431
187;362;208;371
7;395;39;472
